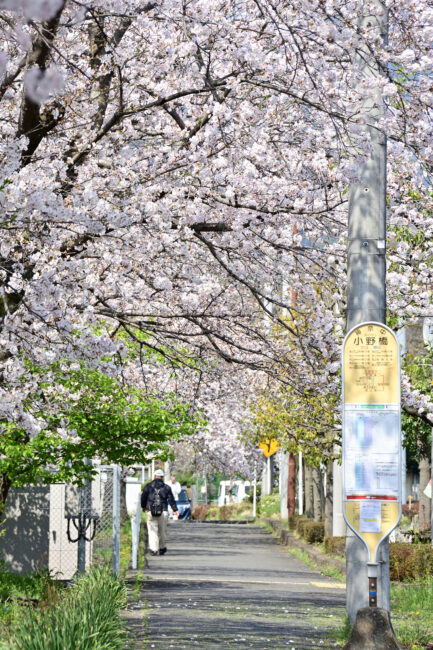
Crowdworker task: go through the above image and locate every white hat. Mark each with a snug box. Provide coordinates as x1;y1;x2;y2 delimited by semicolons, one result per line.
154;469;164;477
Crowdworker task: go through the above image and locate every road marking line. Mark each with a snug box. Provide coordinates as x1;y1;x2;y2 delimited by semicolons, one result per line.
144;575;345;589
310;582;345;589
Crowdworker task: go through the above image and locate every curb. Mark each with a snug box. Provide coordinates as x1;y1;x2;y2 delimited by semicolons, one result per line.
189;519;255;524
263;517;346;576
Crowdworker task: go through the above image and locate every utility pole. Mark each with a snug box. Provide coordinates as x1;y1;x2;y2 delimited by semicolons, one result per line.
346;2;389;623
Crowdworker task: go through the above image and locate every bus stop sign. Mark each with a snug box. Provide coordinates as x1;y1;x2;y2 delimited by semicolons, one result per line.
342;322;401;564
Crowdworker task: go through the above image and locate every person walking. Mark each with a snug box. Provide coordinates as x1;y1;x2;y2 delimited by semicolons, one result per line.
141;469;179;556
168;475;181;500
167;474;182;518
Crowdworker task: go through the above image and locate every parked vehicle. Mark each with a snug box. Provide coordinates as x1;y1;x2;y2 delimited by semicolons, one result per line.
175;488;191;520
217;481;251;506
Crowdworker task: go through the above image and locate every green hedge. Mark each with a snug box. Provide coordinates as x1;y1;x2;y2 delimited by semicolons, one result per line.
295;515;309;537
191;504;211;520
7;567;127;650
218;504;237;520
321;538;433;581
323;536;345;556
302;521;325;544
389;543;433;581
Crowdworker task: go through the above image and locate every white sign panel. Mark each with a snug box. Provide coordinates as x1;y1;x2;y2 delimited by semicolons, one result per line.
359;501;382;533
344;407;400;498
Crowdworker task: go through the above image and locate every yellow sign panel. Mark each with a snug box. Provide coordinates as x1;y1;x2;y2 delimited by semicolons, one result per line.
345;500;399;562
342;322;401;563
259;439;281;458
344;323;399;405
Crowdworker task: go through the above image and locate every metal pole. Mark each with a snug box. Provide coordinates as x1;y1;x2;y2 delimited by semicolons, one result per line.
253;461;257;518
262;457;269;496
346;1;389;623
77;459;92;573
131;499;141;570
288;453;296;517
203;461;208;505
269;455;274;493
298;451;303;515
112;465;121;576
77;483;86;573
280;450;289;521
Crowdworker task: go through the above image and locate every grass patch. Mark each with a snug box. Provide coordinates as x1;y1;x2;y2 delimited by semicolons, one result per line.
285;546;345;582
391;579;433;648
0;565;62;634
122;519;148;648
3;566;127;649
334;580;433;648
258;493;280;518
334;614;351;645
119;522;133;577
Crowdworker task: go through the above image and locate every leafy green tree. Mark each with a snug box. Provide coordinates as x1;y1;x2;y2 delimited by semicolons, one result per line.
0;361;205;510
401;352;432;461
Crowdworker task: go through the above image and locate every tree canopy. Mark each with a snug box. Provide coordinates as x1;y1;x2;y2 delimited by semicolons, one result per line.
1;1;433;480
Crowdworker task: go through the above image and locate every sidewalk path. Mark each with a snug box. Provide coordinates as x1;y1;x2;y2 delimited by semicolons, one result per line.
124;521;346;650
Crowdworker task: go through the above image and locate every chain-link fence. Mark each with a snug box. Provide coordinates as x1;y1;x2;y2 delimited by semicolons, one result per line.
64;465;121;577
91;465;121;574
195;476;221;505
0;466;123;580
51;464;121;579
0;467;121;581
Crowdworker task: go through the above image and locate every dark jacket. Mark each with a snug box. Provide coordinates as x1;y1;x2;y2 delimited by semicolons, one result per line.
141;479;178;513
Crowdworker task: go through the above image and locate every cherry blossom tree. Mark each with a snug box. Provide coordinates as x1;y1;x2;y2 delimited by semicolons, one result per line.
1;1;433;490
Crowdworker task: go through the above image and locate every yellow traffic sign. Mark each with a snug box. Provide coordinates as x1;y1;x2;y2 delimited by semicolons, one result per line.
259;439;281;457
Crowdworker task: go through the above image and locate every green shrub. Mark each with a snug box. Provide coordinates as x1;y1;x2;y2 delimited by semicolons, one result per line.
191;504;211;520
219;504;237;520
389;543;433;581
302;521;325;544
203;503;253;521
323;536;345;557
295;515;309;537
7;566;127;650
204;507;219;520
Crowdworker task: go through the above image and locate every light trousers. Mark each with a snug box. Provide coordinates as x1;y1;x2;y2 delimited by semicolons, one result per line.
147;511;168;552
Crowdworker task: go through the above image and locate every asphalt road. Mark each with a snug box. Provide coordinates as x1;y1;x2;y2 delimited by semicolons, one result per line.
124;521;346;650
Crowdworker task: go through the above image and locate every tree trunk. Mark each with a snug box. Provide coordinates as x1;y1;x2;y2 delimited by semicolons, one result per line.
312;466;322;522
325;462;333;537
120;471;129;522
0;473;11;527
288;453;296;517
305;465;313;518
419;456;431;530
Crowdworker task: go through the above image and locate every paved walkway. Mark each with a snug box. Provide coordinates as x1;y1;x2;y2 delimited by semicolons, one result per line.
124;522;346;650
